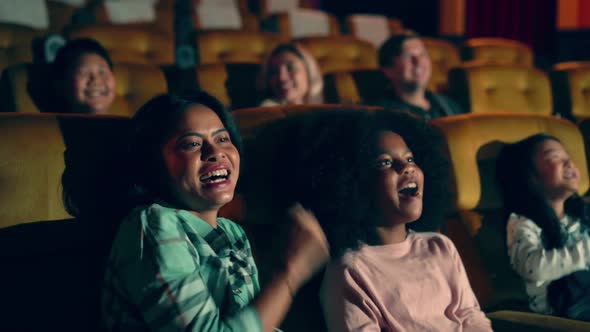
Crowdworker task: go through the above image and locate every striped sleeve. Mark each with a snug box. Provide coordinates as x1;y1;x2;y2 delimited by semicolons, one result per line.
118;207;263;332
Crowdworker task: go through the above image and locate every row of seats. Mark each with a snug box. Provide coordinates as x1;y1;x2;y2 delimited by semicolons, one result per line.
325;61;590;120
2;58;589;121
2;109;590;331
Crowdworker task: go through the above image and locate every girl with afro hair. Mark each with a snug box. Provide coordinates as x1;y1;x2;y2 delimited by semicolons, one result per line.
243;109;491;331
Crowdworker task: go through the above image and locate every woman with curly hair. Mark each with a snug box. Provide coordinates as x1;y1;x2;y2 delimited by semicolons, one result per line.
244;109;491;331
497;133;590;320
257;43;323;106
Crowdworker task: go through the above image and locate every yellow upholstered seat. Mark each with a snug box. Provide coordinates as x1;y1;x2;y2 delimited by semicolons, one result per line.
0;23;43;72
110;63;168;116
295;36;378;73
550;62;590;120
431;112;589;312
0;114;70;228
67;25;174;65
345;14;404;47
462;37;533;67
90;1;173;34
195;62;261;109
323;69;389;104
195;31;281;64
449;63;552;114
261;9;339;39
0;63;167;116
422;37;461;93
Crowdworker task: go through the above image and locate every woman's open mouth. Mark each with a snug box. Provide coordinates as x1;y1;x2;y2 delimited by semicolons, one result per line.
199;169;231;184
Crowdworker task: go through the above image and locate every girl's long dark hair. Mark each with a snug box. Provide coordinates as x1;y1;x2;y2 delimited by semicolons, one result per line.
497;133;590;315
496;133;590;249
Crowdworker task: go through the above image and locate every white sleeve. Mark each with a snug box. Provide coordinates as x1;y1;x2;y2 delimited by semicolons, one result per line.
506;213;590;283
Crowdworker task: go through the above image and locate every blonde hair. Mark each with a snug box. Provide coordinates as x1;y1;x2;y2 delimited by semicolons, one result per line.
257;42;324;104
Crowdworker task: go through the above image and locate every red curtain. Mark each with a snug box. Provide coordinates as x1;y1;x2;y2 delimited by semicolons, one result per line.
465;0;556;54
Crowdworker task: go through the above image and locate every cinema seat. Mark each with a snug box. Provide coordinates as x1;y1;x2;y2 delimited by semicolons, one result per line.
0;112;133;331
295;36;378;73
422;37;461;93
345;14;404;47
0;23;42;72
550;61;590;121
0;62;167;116
431;112;590;330
462;37;533;67
448;63;552;114
323;69;389;104
87;0;173;34
195;62;261;109
67;25;174;65
262;8;339;39
195;30;281;64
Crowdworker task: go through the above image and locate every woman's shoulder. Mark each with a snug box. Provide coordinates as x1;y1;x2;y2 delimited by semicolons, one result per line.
121;203;185;236
217;217;248;240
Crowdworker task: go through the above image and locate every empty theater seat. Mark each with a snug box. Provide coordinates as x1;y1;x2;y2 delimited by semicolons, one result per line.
0;23;43;72
431;112;589;312
191;0;259;31
262;8;339;39
195;30;281;64
0;112;131;331
323;69;389;104
345;14;404;47
448;63;552;114
295;36;378;73
88;0;173;34
67;25;174;65
0;62;167;116
550;62;590;121
462;37;533;67
422;37;461;93
195;62;261;109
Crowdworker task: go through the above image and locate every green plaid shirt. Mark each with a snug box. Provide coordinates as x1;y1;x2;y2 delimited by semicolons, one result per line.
102;203;262;331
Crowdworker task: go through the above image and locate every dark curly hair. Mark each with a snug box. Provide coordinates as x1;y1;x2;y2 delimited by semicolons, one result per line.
243;109;450;257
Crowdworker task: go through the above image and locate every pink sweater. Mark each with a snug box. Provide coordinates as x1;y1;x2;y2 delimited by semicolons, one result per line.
320;232;492;332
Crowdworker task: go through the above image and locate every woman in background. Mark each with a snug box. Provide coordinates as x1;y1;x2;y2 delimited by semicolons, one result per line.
257;43;323;106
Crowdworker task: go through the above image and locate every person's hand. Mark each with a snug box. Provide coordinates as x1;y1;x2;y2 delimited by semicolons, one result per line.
284;203;330;292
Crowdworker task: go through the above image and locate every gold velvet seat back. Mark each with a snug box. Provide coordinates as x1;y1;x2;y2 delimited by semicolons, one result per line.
449;63;552;115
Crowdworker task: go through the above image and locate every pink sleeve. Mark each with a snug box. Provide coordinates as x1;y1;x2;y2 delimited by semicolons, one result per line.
445;237;493;332
320;262;382;332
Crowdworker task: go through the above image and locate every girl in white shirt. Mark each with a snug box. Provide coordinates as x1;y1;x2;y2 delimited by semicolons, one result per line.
496;133;590;320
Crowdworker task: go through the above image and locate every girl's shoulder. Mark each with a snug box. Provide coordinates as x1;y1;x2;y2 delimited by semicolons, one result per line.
506;213;542;233
410;231;456;250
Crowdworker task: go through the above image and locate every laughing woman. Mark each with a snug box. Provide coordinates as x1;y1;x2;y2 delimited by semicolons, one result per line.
257;43;323;106
101;91;329;331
